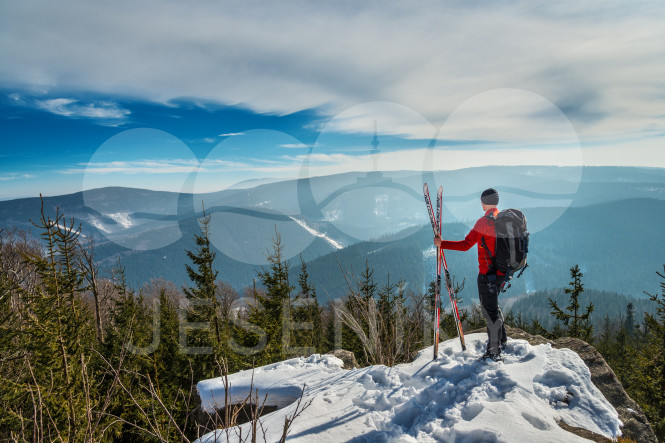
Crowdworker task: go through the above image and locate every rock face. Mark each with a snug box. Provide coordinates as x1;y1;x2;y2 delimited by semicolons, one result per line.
499;326;657;443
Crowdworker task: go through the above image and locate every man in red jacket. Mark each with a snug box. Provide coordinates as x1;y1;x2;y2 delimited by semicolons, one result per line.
434;188;507;360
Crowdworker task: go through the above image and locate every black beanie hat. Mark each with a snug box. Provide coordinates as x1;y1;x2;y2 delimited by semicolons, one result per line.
481;188;499;205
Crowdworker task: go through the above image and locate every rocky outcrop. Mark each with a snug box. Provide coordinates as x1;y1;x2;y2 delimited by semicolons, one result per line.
472;326;657;443
330;349;359;369
551;336;655;443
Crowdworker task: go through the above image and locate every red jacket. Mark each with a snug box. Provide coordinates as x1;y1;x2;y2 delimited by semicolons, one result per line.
440;208;499;275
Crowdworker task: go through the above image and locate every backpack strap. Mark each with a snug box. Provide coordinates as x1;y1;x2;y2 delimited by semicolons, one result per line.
481;212;496;259
480;236;493;259
481;212;497;271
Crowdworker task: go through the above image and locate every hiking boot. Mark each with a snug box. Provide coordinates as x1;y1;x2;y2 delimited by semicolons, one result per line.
500;339;508;351
481;350;502;362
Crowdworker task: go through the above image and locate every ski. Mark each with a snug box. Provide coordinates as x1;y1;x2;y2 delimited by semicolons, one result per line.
441;242;467;352
423;183;440;360
439;185;466;352
424;183;466;359
423;183;437;233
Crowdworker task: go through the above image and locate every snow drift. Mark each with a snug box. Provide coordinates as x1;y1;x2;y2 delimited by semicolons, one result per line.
196;333;622;442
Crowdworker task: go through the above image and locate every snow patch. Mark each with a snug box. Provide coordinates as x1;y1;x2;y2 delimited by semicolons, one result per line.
196;334;622;442
107;212;133;228
422;246;437;260
289;216;344;250
89;217;111;234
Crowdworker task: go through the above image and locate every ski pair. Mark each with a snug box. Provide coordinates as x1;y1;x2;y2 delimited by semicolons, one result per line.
424;183;466;360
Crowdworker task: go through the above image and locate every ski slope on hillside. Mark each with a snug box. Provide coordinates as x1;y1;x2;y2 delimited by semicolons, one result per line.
196;334;622;442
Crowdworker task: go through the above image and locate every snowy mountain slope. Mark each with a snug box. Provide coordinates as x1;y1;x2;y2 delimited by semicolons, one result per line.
196;334;622;442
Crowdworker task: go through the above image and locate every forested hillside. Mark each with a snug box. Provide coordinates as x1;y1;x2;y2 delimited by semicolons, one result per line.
2;201;665;441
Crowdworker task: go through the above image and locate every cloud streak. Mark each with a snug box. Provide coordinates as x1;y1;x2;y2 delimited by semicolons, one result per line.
65;159;199;175
9;93;131;125
279;143;311;149
36;98;130;120
0;173;34;181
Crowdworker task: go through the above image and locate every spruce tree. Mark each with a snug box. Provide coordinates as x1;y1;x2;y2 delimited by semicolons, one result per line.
624;302;636;337
291;257;322;355
596;315;615;358
182;211;221;377
0;200;106;440
636;265;665;439
250;231;294;365
549;265;594;340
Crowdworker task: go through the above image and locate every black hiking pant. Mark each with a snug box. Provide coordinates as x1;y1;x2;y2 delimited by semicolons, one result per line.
478;273;507;353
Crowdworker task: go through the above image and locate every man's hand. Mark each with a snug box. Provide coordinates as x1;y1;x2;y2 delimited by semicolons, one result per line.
433;235;442;247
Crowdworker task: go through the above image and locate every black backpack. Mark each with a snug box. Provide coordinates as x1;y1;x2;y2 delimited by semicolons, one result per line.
482;209;529;291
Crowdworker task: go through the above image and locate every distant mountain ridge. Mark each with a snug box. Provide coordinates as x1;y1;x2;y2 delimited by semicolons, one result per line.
0;166;663;300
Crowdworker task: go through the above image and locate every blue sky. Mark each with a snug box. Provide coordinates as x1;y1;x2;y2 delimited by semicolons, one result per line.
1;0;664;200
0;92;323;198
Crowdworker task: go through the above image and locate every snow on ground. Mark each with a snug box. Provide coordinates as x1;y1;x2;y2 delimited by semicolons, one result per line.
196;333;622;442
88;216;111;234
55;223;86;237
289;216;344;250
107;212;133;228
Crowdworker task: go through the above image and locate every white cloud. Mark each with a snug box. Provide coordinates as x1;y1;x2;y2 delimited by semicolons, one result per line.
0;173;34;181
279;143;310;149
0;0;663;163
65;158;199;175
219;132;245;137
35;98;130;122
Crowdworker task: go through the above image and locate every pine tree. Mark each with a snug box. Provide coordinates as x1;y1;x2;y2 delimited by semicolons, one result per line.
359;261;378;302
250;231;294;365
596;315;615;358
149;287;194;439
182;211;221;377
549;265;594;341
624;302;636;338
320;302;340;354
291;257;323;355
635;265;665;439
376;277;396;365
103;288;155;441
0;199;105;440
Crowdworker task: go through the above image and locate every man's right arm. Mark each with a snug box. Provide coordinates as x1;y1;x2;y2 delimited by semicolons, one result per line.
435;219;483;251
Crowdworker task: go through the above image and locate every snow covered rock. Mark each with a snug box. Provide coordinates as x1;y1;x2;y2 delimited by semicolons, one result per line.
196;333;625;442
496;326;656;442
331;349;359;369
552;336;657;443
